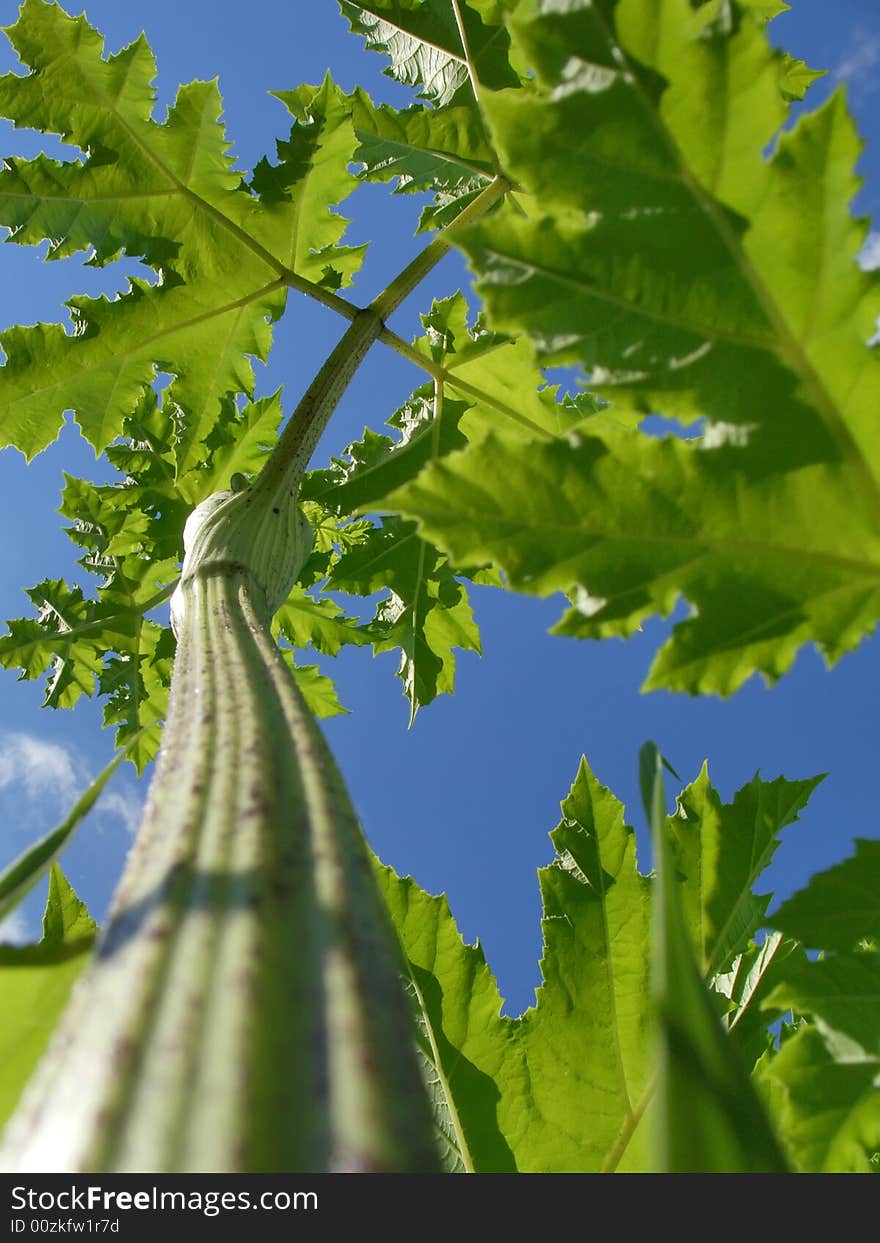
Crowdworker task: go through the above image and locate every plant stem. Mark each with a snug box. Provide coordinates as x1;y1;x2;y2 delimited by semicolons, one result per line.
0;171;513;1175
370;175;509;321
253;174;510;503
0;566;439;1172
252;308;384;509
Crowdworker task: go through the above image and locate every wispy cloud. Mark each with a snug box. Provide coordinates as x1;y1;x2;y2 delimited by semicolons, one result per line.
99;788;143;836
0;730;143;835
0;907;33;946
0;732;78;807
858;231;880;272
858;232;880;345
834;32;880;94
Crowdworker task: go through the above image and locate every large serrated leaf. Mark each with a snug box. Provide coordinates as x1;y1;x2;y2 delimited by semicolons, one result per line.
255;76;367;292
764;953;880;1064
770;839;880;952
374;866;515;1172
670;765;823;975
347;86;497;229
713;932;809;1070
378;756;655;1172
328;516;480;719
379;753;822;1170
0;2;364;461
756;1024;880;1172
390;0;880;694
274;587;372;658
382;426;880;694
0;579;107;710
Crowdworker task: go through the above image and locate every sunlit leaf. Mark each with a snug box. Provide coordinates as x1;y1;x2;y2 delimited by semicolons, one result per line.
0;2;364;461
328;516;480;718
757;1024;880;1172
0;866;96;1128
395;0;880;693
339;0;519;108
380;754;820;1170
771;839;880;951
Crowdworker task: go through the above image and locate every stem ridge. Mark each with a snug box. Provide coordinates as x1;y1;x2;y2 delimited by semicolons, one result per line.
0;569;439;1173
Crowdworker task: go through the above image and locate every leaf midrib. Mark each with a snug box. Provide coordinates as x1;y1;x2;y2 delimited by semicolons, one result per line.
0;582;176;655
3;280;285;410
588;5;880;523
705;788;813;979
355;124;493;182
403;487;880;582
406;961;476;1173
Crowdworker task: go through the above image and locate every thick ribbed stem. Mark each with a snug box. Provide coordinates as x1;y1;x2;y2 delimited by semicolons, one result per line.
0;567;440;1173
0;175;517;1173
252;308;384;512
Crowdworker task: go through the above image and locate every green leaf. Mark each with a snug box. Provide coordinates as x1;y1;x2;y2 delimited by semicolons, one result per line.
757;1024;880;1172
374;865;515;1172
670;765;823;975
0;865;96;1129
643;742;788;1172
380;752;817;1170
302;391;470;515
0;566;176;766
0;3;364;462
735;0;791;19
98;621;174;772
378;755;655;1172
382;426;880;694
286;660;349;719
303;291;602;525
764;953;880;1064
713;932;809;1070
352;91;494;187
346;87;496;230
274;586;371;658
0;579;106;709
338;0;519;109
779;53;826;102
520;756;654;1172
97;391;189;561
419;0;880;691
39;863;97;946
770;839;880;952
411;292;602;440
328;516;480;719
255;76;367;290
463;0;877;450
184;391;286;504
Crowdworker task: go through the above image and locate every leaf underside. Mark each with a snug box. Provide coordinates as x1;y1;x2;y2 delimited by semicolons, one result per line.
379;0;880;697
378;753;876;1172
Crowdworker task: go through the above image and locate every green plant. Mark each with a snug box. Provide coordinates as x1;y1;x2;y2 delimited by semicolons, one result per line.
0;0;877;1173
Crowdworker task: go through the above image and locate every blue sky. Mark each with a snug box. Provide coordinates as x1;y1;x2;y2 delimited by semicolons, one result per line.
0;0;877;1015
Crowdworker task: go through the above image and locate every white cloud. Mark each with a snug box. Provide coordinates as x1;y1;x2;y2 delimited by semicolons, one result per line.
98;788;143;836
858;231;880;272
0;732;78;807
0;908;33;946
835;32;880;93
0;730;143;835
858;232;880;346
